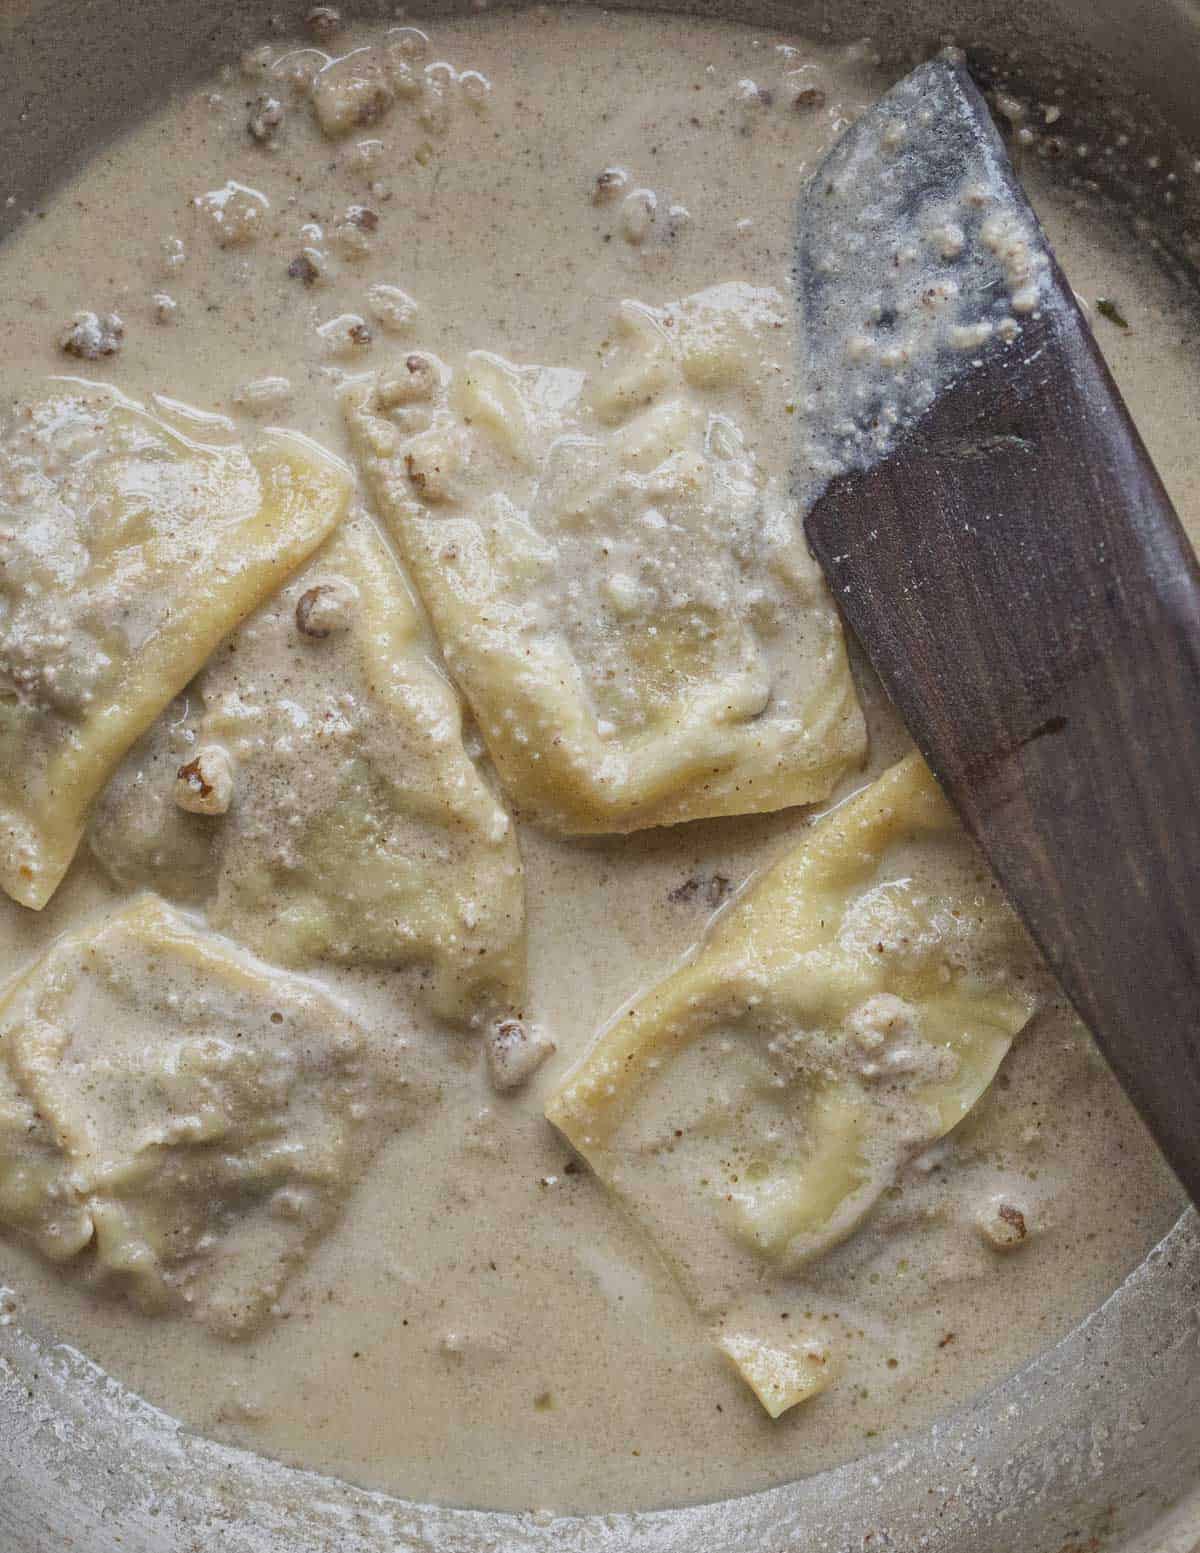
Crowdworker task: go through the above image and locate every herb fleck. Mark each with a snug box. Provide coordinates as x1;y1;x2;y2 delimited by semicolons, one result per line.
1096;297;1130;329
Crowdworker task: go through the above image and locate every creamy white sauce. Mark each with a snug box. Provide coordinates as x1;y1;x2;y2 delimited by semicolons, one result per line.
0;5;1194;1516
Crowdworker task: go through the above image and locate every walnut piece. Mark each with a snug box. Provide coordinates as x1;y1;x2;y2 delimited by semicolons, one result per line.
592;166;630;204
248;94;285;144
59;311;124;359
376;352;437;407
287;249;326;286
332;206;379;260
305;4;341;40
367;283;419;334
977;1197;1031;1250
487;1020;556;1092
312;54;394;138
194;183;267;247
316;313;373;358
295;578;356;638
620;188;657;245
174;746;234;816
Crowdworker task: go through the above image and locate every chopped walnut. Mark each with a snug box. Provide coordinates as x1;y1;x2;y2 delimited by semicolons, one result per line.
976;1197;1031;1250
312;53;394;138
174;746;234;816
793;86;827;111
620;188;657;245
402;428;461;502
316;313;373;357
592;165;630;204
376;353;438;407
151;293;177;324
58;311;124;359
194;182;268;247
305;4;341;40
332;205;379;259
366;283;418;334
487;1019;556;1092
248;94;285;144
295;578;356;638
288;247;332;286
735;78;773;111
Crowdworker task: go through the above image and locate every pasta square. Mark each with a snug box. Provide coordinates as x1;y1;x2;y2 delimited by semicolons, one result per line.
0;895;423;1335
0;386;352;909
90;513;525;1026
344;284;866;834
546;756;1043;1410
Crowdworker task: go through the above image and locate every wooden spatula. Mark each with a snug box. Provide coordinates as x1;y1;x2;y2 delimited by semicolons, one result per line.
797;56;1200;1200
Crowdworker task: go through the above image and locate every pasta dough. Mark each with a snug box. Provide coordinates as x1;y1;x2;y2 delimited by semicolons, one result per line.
90;512;525;1026
715;1330;837;1419
546;755;1044;1410
343;284;866;834
0;385;353;910
0;894;424;1336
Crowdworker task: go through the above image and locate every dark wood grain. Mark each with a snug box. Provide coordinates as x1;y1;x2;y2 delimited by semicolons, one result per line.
803;96;1200;1202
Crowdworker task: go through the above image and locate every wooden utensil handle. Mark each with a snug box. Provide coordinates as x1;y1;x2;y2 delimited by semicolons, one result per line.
806;266;1200;1200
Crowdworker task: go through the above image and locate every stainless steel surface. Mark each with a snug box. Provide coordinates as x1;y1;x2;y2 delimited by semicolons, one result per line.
1;2;1199;1549
1;1208;1199;1552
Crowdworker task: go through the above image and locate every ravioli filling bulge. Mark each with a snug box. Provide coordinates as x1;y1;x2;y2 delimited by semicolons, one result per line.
343;282;867;834
0;386;352;910
0;894;425;1336
89;511;526;1027
546;755;1043;1413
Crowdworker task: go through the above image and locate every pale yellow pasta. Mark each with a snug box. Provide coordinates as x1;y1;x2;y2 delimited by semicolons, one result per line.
203;513;525;1024
90;513;525;1026
344;284;866;834
546;755;1043;1410
0;385;353;909
0;894;424;1335
716;1330;837;1419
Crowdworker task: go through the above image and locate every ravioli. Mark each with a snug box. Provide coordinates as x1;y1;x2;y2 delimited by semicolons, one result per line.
343;283;866;834
546;755;1044;1411
0;385;353;910
91;513;525;1026
0;894;424;1335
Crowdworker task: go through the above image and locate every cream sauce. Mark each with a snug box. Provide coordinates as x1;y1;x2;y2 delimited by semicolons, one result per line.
0;5;1194;1516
